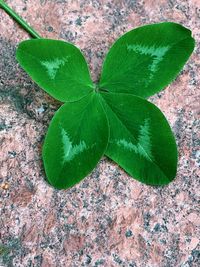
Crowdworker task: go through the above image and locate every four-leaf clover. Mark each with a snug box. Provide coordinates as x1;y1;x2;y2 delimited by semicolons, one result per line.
16;22;195;189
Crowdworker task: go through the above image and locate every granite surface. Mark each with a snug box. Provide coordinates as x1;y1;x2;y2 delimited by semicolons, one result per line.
0;0;200;266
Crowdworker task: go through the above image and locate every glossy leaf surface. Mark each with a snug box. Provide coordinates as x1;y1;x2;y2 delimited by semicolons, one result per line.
101;93;178;185
99;22;195;98
43;93;109;189
16;39;93;102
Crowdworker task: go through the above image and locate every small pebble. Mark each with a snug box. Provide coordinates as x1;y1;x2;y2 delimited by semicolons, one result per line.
1;183;9;190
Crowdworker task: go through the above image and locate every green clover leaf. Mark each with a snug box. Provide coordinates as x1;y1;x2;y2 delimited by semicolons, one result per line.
101;93;177;185
16;22;195;189
42;93;109;189
16;39;93;102
99;22;195;98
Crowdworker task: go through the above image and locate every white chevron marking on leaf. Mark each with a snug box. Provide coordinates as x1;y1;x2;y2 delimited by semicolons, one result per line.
41;57;69;79
117;118;153;160
61;127;87;163
127;44;170;83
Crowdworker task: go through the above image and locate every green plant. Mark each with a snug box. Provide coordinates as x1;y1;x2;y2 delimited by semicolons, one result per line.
0;1;195;189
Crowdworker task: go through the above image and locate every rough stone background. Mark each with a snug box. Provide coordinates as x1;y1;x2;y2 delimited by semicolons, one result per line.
0;0;200;266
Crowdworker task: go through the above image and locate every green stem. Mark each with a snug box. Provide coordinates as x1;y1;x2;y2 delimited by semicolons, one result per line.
0;0;41;39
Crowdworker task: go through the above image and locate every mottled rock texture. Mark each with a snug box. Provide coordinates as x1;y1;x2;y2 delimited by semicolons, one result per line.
0;0;200;266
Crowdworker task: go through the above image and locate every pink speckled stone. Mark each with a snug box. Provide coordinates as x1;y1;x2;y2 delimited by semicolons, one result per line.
0;0;199;266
